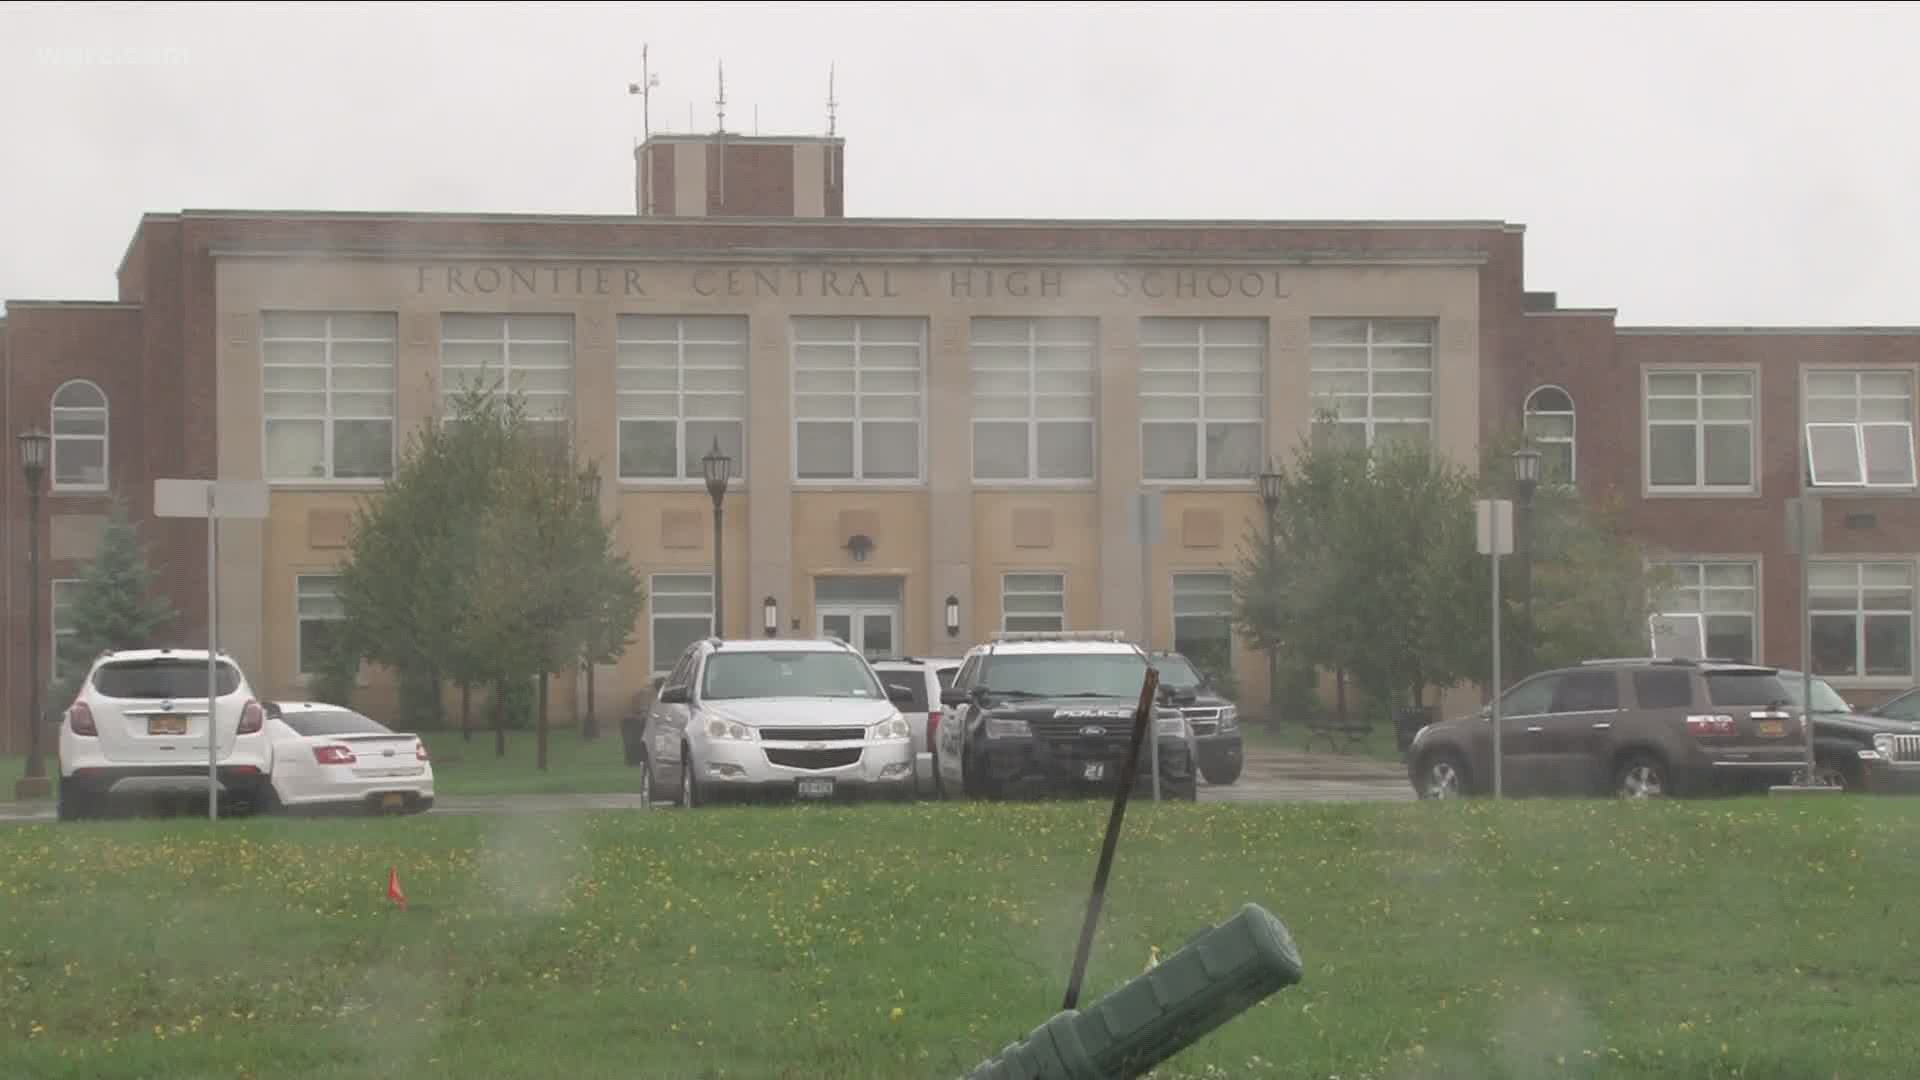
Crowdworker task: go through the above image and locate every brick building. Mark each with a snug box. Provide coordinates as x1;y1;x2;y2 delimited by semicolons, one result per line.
5;131;1918;753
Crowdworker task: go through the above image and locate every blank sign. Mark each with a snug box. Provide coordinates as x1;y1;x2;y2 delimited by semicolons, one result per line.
154;478;269;519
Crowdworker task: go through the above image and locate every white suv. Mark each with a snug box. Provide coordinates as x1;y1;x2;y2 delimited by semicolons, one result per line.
640;636;919;806
56;648;273;820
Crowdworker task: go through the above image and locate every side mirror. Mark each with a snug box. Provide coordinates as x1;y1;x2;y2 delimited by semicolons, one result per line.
1478;705;1492;721
940;688;970;709
657;685;689;705
886;683;915;707
650;675;666;692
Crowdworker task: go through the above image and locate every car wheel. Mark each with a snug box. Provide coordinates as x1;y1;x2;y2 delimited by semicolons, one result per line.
1813;758;1862;792
636;754;654;807
678;746;699;809
1168;776;1200;802
1200;757;1243;785
255;778;285;816
1416;752;1468;799
1613;752;1669;799
56;781;98;822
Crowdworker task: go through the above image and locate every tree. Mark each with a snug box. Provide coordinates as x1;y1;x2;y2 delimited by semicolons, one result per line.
51;498;176;706
334;382;534;749
460;438;645;770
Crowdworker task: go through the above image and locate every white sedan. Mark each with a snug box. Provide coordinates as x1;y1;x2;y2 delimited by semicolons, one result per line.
262;701;435;814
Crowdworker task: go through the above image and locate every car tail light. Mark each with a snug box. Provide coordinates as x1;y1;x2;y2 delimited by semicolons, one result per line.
313;745;357;765
416;741;430;761
1686;714;1737;737
926;711;941;752
68;701;97;737
237;700;265;735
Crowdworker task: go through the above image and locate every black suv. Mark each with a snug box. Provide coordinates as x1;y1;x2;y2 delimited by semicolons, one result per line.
1148;651;1243;785
1407;657;1807;799
930;632;1199;801
1775;668;1920;792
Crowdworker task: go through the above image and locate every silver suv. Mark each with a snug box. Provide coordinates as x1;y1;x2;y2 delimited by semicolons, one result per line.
639;636;919;806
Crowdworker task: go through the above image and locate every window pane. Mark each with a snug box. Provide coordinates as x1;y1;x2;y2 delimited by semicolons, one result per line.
1702;425;1752;486
1807;425;1862;485
861;423;919;479
53;438;105;486
1036;422;1094;480
1647;426;1697;486
973;421;1028;480
652;616;711;674
265;420;325;479
797;423;854;480
1703;616;1754;664
1864;424;1916;486
1634;669;1694;710
1810;615;1858;676
1142;424;1198;480
619;420;677;478
1866;615;1913;676
1205;423;1261;478
333;420;393;478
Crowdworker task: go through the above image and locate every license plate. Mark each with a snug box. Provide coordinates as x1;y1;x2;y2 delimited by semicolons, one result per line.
1758;720;1786;738
381;793;405;811
1083;762;1107;781
147;715;188;736
797;778;835;800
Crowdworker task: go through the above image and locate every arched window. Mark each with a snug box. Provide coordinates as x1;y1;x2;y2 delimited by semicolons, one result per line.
50;380;108;491
1524;385;1575;485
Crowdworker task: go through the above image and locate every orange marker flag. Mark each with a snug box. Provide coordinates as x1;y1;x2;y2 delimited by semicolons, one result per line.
387;866;408;911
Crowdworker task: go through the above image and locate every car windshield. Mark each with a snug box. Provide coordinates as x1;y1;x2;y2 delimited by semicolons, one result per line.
980;653;1148;698
280;709;393;737
1152;655;1205;690
92;659;242;699
1770;671;1855;714
701;650;883;701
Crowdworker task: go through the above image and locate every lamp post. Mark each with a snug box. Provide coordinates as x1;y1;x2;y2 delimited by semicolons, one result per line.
1258;465;1285;732
702;438;733;639
1511;447;1541;679
17;428;52;799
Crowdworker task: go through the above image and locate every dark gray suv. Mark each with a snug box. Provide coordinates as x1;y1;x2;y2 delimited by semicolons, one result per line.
1407;658;1808;799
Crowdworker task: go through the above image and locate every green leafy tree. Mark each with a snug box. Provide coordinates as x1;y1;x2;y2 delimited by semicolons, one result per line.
51;498;176;706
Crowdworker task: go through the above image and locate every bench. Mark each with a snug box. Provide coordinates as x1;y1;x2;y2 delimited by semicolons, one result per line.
1302;713;1374;755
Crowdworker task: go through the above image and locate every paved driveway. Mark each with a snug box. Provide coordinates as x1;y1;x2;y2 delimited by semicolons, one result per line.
0;745;1408;824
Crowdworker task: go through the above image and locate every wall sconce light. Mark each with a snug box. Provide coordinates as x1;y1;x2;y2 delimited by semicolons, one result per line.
945;595;961;638
763;595;778;637
845;533;874;563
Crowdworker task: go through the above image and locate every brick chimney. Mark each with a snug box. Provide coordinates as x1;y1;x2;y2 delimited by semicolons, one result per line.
635;134;845;218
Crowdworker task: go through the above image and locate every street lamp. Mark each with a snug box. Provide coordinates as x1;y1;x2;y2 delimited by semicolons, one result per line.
16;428;52;799
1258;464;1284;732
1511;447;1541;679
945;595;961;639
763;595;778;637
702;438;733;639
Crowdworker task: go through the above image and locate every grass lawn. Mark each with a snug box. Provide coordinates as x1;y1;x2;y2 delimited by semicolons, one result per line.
5;797;1919;1079
416;727;637;797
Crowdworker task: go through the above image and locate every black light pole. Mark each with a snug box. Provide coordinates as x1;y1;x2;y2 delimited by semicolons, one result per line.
578;466;603;741
1258;464;1285;732
702;438;733;639
17;428;52;799
1511;447;1541;679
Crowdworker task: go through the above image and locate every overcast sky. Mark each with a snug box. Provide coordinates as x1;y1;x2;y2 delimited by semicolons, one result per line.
3;1;1915;325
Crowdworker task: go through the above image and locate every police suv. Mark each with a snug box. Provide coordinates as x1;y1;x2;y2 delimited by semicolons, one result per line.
931;631;1199;801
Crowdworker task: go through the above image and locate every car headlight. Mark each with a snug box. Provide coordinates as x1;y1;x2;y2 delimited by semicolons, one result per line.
1155;714;1188;737
869;714;910;741
704;717;754;741
985;715;1031;738
1217;705;1238;732
1874;732;1895;759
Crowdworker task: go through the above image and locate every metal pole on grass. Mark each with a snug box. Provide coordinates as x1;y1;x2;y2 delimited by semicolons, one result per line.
207;485;219;822
1064;665;1160;1012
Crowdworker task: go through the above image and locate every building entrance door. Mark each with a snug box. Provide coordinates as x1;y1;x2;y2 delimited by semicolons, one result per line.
814;576;905;659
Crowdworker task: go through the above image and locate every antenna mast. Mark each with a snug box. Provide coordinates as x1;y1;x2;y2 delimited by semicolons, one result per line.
715;61;727;133
826;63;838;136
626;44;659;140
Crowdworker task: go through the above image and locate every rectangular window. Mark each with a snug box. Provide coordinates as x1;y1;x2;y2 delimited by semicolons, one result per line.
791;317;926;482
1171;571;1235;676
970;317;1097;482
1001;573;1066;632
616;315;748;481
1645;370;1755;491
1810;561;1914;679
1308;318;1435;451
1804;370;1916;488
440;313;575;452
1655;561;1758;663
296;574;345;677
51;578;81;680
650;573;715;675
263;312;398;481
1139;318;1265;481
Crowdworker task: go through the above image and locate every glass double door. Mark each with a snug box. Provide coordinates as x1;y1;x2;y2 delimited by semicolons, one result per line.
819;606;897;659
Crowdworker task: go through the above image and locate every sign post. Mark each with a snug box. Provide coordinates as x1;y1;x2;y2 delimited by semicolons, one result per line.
155;479;269;820
1786;494;1824;786
1476;499;1513;799
1135;491;1164;802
